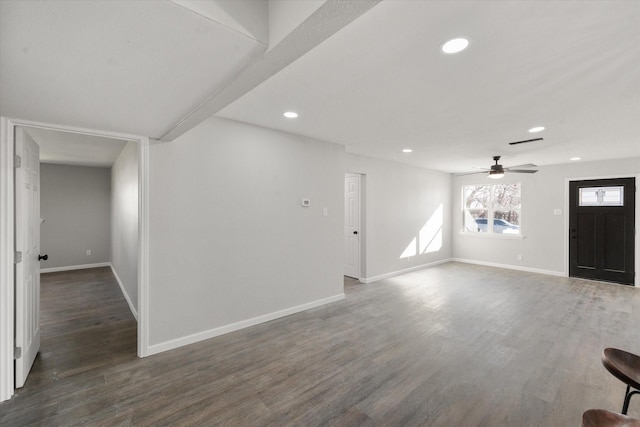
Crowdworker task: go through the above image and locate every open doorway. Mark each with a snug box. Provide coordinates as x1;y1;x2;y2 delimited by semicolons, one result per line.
0;118;149;402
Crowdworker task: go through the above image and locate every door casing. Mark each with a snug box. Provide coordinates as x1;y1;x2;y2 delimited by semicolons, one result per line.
0;117;150;402
564;174;639;286
568;177;635;284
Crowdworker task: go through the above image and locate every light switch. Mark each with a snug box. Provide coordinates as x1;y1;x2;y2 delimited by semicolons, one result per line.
323;208;328;217
553;209;562;216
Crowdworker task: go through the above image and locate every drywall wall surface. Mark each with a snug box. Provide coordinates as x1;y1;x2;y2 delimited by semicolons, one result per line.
111;141;138;311
40;164;111;269
452;157;640;274
148;116;344;346
345;153;452;279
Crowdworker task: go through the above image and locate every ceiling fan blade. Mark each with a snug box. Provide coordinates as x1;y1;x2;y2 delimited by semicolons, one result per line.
454;171;487;176
506;163;537;169
508;137;543;145
506;169;538;174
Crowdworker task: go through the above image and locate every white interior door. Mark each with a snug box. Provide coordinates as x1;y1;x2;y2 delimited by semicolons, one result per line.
344;173;361;278
14;127;41;388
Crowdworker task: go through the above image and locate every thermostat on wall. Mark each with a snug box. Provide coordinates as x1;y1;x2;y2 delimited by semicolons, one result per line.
301;199;311;207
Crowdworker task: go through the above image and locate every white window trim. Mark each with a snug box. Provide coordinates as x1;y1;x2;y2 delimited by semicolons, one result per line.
458;231;525;240
461;183;523;238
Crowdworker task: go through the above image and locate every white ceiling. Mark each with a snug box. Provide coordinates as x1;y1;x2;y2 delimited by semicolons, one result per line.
0;0;265;138
218;0;640;173
1;1;639;172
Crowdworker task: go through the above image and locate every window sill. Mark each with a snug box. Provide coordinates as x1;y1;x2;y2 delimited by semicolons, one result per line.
458;231;525;240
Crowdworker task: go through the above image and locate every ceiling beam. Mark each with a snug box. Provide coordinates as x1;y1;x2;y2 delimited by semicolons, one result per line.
159;0;381;141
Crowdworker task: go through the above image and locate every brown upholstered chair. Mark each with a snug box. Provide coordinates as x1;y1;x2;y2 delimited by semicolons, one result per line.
582;409;640;427
602;348;640;414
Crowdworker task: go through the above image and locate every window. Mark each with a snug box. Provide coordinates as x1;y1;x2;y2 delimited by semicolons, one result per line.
579;186;624;206
463;183;521;235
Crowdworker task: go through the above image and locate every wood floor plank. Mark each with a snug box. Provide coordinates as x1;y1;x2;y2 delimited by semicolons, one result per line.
1;263;639;425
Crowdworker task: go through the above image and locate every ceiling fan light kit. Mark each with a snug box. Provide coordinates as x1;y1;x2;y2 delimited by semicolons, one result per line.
488;156;505;179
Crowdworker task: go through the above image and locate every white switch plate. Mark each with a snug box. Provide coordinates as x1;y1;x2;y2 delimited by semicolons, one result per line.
323;207;328;217
553;209;562;216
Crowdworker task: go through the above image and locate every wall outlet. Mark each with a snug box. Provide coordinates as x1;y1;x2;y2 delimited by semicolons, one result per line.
517;254;523;261
86;250;91;256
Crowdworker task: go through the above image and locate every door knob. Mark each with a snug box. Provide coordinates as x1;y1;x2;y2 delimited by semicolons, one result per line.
38;254;48;261
353;231;358;235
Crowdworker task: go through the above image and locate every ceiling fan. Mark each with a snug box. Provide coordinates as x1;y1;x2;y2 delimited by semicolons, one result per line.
458;156;538;179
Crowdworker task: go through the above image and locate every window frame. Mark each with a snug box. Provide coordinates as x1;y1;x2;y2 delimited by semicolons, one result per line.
461;183;522;237
578;185;624;206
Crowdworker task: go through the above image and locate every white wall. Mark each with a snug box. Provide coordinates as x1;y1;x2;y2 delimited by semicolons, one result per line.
147;117;344;350
345;153;452;281
40;164;111;269
452;157;640;277
111;141;138;317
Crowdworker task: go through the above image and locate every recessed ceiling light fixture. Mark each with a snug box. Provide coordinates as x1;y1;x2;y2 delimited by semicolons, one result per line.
528;126;545;133
441;38;469;54
570;157;581;161
402;148;413;153
283;111;298;118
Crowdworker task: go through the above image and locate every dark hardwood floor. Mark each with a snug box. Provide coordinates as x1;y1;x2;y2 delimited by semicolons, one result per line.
1;263;638;426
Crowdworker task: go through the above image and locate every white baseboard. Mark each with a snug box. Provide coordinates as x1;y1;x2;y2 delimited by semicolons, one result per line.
146;293;346;357
40;262;111;274
361;258;453;283
110;265;138;321
451;258;565;277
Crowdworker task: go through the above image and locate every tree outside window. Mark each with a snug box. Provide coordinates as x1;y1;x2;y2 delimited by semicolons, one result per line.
463;184;521;234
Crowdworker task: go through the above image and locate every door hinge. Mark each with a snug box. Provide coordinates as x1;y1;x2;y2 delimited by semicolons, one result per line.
14;347;21;360
14;155;21;168
14;251;22;263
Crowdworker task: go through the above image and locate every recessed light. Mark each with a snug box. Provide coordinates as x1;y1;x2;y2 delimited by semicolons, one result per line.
528;126;545;133
283;111;298;118
441;38;469;54
402;148;413;153
570;157;581;161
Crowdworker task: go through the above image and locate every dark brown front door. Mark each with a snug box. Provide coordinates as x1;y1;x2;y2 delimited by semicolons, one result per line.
569;177;635;285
